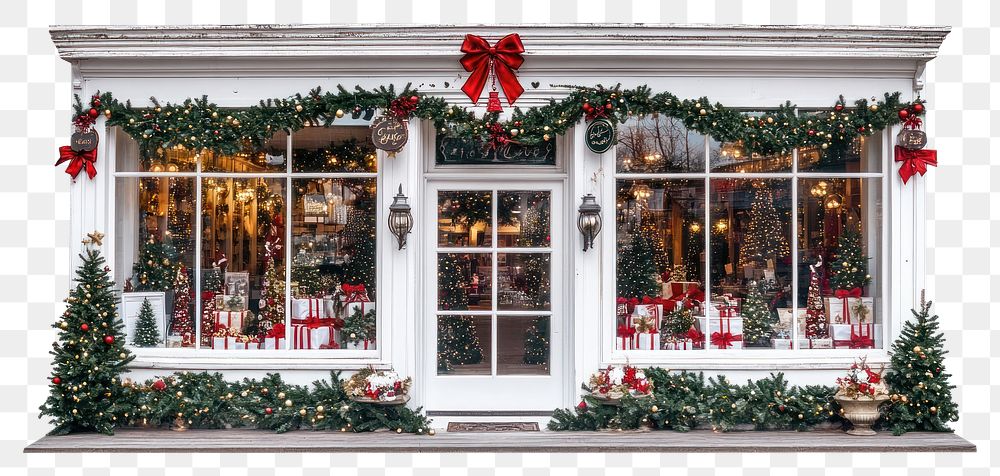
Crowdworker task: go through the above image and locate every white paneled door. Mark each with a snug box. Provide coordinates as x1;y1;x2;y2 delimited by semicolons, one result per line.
423;181;564;411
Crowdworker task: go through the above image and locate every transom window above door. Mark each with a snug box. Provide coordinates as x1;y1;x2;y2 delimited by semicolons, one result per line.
434;189;553;376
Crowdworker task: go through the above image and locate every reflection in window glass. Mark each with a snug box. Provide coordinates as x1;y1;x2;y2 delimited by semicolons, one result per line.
497;191;551;247
292;126;377;173
115;177;196;348
437;191;493;247
498;316;549;375
709;178;792;350
708;112;792;173
291;178;377;350
795;178;882;350
200;178;286;350
202;131;288;173
437;253;492;311
797;129;881;173
437;315;490;375
616;116;706;173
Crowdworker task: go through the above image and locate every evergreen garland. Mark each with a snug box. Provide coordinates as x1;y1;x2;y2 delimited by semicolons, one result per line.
131;298;161;348
81;85;923;160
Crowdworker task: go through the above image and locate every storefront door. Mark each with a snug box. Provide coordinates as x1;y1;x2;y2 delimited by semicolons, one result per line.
423;181;564;412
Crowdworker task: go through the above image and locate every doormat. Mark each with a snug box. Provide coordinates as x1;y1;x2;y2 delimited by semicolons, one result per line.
446;422;540;432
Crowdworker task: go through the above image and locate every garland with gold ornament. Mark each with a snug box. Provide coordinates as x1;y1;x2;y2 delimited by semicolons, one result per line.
62;84;929;179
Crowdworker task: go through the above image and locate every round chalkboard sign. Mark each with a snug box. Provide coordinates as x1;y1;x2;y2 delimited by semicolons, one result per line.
585;118;616;154
70;130;99;152
896;129;927;150
370;115;408;154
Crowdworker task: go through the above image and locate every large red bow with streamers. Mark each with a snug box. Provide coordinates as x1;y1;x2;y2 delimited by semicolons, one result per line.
834;288;862;300
849;333;875;349
894;146;938;184
711;332;741;349
686;327;705;343
341;283;369;302
460;34;525;106
55;145;98;180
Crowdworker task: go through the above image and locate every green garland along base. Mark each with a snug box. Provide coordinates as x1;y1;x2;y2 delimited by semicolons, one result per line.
80;84;923;158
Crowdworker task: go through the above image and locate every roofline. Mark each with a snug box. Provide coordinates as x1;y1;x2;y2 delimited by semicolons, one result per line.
49;23;951;61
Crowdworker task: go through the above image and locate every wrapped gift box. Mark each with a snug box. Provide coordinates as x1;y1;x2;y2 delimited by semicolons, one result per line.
635;331;659;351
165;335;184;348
662;338;696;350
831;323;881;349
214;310;248;332
291;319;336;349
219;294;247;312
633;303;662;327
662;281;699;299
701;316;743;349
343;300;375;320
261;323;286;350
771;338;834;349
615;324;636;350
228;336;260;350
775;308;806;333
292;297;328;320
824;296;875;325
344;339;373;350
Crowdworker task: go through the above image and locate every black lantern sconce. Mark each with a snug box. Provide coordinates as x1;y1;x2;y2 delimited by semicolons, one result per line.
388;184;413;250
577;194;602;252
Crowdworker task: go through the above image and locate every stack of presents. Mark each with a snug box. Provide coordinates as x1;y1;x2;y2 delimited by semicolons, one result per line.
616;281;877;351
210;282;375;350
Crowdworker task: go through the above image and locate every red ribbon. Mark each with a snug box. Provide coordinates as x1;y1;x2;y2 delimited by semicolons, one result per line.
711;332;741;349
903;115;923;129
55;145;98;180
894;146;938;184
849;333;875;349
834;287;862;323
686;327;705;343
460;34;525;106
341;283;370;302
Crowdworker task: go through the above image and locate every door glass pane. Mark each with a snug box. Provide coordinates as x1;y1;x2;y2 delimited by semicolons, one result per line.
292;126;377;173
794;178;882;350
709;178;792;350
438;191;493;247
497;316;549;375
497;191;551;247
437;315;491;375
437;253;492;311
616;116;706;173
291;177;377;351
497;253;551;311
202;131;288;173
200;177;286;350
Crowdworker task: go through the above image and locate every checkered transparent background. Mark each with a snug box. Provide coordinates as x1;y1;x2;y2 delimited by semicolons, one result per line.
0;0;993;474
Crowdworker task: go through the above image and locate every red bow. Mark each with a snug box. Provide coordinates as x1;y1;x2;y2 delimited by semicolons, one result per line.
460;34;525;106
834;288;862;299
894;146;937;184
711;331;741;349
686;327;705;342
617;325;635;338
902;115;923;130
55;145;98;180
341;283;369;302
266;323;286;338
849;333;874;349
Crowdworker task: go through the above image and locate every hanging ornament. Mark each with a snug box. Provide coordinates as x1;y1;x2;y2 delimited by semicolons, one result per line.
894;101;937;185
459;33;525;109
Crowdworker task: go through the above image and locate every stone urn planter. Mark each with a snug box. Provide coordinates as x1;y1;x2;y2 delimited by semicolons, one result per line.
835;394;889;436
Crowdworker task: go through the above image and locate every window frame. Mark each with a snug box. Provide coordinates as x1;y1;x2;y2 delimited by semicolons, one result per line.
107;123;388;368
604;110;893;365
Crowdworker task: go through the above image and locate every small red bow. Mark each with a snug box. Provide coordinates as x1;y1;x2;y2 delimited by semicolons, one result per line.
711;331;741;349
902;115;923;130
686;327;705;342
460;34;525;106
267;323;286;338
849;334;875;349
834;288;862;299
894;146;937;184
55;145;98;180
617;325;635;338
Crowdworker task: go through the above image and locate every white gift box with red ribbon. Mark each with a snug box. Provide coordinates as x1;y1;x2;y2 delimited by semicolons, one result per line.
772;338;834;349
214;310;248;332
700;316;744;349
291;319;336;349
291;298;327;320
824;296;875;325
831;323;880;349
344;339;374;350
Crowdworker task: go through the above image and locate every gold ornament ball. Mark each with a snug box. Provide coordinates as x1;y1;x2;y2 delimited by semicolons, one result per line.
316;405;324;413
428;429;436;436
396;428;403;434
699;109;707;116
277;392;286;399
543;134;551;141
299;409;307;416
930;406;937;414
821;143;829;149
104;109;112;119
335;109;345;118
869;104;878;112
510;128;519;137
147;260;154;266
285;399;293;407
650;405;659;413
176;391;183;397
913;346;922;353
295;104;303;112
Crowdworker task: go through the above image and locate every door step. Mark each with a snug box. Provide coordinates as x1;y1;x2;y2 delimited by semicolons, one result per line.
446;422;540;433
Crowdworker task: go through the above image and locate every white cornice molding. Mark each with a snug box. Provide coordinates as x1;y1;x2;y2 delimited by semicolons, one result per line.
50;23;950;61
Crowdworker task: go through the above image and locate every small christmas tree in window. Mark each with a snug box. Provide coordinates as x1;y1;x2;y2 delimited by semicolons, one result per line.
522;317;549;365
741;280;776;347
829;228;871;292
132;298;161;347
616;232;661;299
738;181;790;269
258;224;285;332
884;292;959;435
40;235;135;435
804;256;829;338
169;266;194;342
132;236;179;292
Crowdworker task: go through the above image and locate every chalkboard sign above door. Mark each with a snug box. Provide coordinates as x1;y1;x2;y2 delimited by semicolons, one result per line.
436;135;556;166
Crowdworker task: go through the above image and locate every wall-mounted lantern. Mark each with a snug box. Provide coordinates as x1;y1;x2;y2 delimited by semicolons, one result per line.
577;194;602;252
388;184;413;250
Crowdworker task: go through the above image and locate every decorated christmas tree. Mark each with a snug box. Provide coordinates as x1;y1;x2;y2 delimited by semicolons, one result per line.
884;292;959;435
169;267;194;343
829;228;871;292
39;237;135;435
436;254;484;370
741;281;775;346
616;232;661;299
804;256;829;338
522;317;549;365
739;181;790;268
342;189;377;293
258;224;285;332
132;237;179;292
342;307;376;345
518;201;551;308
132;298;161;347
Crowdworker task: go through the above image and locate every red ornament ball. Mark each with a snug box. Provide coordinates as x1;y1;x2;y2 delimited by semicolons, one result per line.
605;103;613;110
152;379;167;391
80;323;89;332
265;407;274;415
409;95;419;103
898;109;909;120
104;335;115;345
834;104;844;112
582;103;592;112
52;377;61;385
807;129;816;136
92;99;101;107
778;404;786;412
88;108;99;118
912;102;924;114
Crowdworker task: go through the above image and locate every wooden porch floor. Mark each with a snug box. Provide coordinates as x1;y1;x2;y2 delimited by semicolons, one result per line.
24;428;975;453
